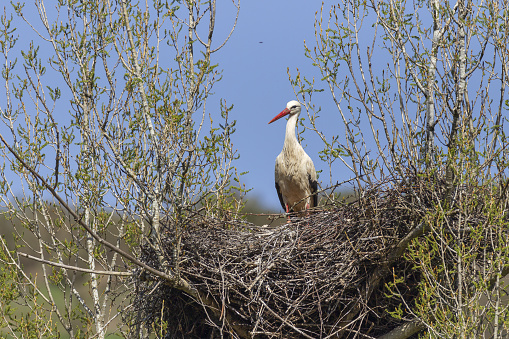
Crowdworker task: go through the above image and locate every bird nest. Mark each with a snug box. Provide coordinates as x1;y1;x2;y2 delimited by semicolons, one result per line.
131;174;499;338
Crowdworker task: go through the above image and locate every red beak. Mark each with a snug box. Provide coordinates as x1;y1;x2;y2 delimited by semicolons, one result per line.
268;108;290;124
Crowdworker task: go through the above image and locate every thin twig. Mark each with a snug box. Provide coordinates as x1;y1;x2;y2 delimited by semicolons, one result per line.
18;252;132;277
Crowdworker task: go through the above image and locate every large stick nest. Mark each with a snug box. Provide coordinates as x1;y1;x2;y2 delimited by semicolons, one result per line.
132;174;496;338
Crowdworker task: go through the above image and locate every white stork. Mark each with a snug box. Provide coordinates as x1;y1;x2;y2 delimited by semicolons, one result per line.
268;100;317;217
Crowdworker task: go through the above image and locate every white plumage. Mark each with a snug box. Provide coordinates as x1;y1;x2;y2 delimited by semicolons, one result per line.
268;100;317;214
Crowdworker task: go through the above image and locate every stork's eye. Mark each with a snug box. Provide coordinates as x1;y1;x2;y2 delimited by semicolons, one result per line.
291;105;297;110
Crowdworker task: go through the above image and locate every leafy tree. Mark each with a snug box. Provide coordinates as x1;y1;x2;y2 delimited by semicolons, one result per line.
293;0;509;337
0;0;241;337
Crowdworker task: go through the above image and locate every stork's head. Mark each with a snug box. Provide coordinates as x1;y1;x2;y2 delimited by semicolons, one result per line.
268;100;301;124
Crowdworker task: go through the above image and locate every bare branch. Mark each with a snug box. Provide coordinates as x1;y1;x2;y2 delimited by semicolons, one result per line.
377;319;426;339
18;252;132;277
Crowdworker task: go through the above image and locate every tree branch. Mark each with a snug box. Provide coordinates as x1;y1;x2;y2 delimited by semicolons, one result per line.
18;252;132;277
376;319;426;339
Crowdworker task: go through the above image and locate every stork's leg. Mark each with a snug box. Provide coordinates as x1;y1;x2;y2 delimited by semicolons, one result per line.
286;204;291;223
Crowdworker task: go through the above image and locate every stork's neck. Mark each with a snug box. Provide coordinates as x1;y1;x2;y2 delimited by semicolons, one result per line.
284;113;300;148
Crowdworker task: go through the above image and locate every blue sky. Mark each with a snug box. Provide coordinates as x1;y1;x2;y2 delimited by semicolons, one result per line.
212;1;344;210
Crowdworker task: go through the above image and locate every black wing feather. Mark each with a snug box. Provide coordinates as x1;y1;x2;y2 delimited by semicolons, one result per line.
275;182;286;211
308;173;318;208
